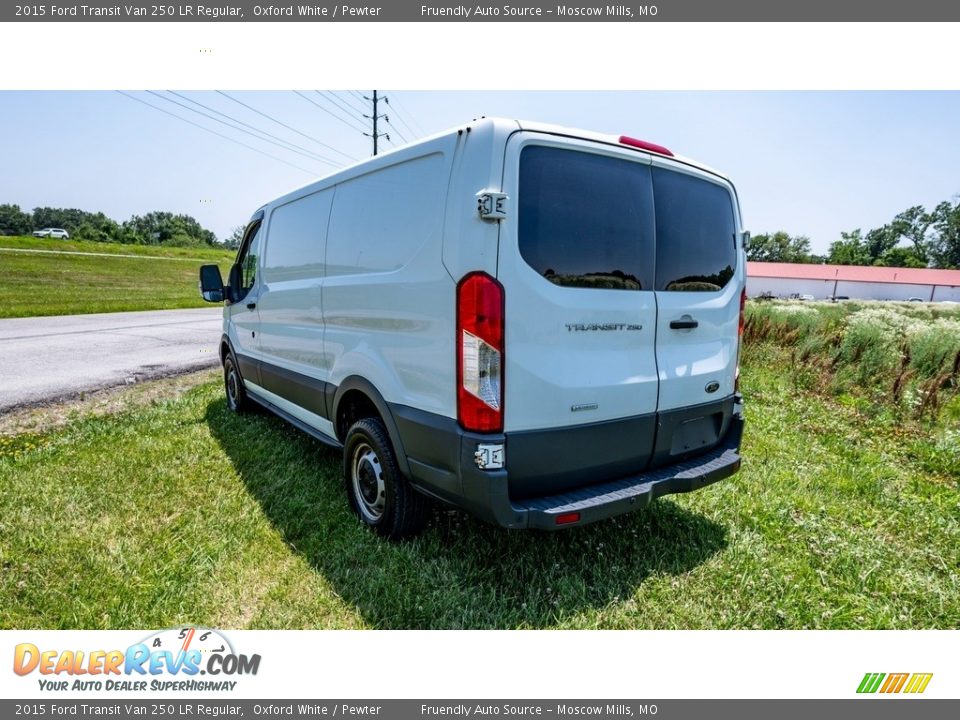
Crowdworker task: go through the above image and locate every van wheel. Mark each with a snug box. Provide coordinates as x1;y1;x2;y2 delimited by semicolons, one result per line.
223;354;249;413
344;417;428;540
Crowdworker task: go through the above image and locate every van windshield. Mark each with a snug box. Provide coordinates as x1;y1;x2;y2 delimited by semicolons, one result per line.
518;145;736;292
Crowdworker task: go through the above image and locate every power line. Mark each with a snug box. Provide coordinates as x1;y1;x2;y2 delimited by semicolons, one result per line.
216;91;357;162
115;91;318;175
385;92;427;137
336;90;370;117
296;90;367;134
147;91;341;168
386;107;418;142
383;117;409;145
318;91;368;126
168;90;344;167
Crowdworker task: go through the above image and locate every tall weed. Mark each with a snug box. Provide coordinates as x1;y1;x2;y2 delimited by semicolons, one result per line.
745;300;960;419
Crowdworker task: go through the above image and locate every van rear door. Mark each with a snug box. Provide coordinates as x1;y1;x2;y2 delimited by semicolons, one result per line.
497;135;661;495
649;160;743;463
650;161;742;411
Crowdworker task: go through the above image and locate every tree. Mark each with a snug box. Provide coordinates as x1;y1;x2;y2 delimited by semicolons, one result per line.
889;205;932;265
0;203;32;235
827;229;872;265
30;207;123;242
122;211;217;246
928;200;960;269
746;231;815;263
32;207;88;233
224;226;244;250
863;225;899;262
877;246;926;268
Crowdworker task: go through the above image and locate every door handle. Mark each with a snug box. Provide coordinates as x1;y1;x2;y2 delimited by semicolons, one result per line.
246;302;257;310
669;319;698;330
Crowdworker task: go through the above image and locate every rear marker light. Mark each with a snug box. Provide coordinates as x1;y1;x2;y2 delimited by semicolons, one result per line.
555;512;581;526
619;135;674;157
457;272;505;433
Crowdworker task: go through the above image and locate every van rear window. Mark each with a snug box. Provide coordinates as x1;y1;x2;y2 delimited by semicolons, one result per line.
652;167;737;292
518;146;737;293
518;146;655;291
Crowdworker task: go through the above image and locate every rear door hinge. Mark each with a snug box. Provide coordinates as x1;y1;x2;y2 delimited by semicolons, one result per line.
476;190;508;221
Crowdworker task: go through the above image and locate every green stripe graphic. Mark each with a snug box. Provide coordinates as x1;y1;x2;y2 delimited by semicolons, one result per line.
857;673;885;693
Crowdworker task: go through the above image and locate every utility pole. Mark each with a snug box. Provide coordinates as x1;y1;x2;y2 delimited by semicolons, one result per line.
372;90;379;156
363;90;389;156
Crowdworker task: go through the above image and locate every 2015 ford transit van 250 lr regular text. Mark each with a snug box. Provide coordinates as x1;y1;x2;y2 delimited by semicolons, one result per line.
199;118;747;539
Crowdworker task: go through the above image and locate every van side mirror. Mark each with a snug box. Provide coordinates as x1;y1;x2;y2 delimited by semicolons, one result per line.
199;264;225;303
742;231;751;250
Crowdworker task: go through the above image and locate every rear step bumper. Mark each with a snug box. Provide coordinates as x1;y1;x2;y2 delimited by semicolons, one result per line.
395;397;744;530
518;414;743;530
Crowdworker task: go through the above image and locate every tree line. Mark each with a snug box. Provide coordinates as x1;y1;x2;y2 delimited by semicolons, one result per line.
0;203;224;248
747;198;960;269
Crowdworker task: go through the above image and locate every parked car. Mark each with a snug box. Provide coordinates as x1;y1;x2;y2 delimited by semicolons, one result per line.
32;228;69;239
799;294;815;301
907;297;925;302
199;118;747;538
830;295;850;302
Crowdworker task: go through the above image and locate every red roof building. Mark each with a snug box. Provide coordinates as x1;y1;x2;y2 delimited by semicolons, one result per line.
746;262;960;302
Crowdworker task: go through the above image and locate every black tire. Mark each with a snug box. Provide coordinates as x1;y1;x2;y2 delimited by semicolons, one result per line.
343;417;428;540
223;354;250;413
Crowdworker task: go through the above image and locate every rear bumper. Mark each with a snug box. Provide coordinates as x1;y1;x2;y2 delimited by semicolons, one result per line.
392;396;744;530
519;414;742;529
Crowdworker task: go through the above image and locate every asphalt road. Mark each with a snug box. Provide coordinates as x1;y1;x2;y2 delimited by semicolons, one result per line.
0;308;223;412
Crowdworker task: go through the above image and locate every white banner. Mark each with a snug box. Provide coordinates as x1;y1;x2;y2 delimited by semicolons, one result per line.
2;630;956;699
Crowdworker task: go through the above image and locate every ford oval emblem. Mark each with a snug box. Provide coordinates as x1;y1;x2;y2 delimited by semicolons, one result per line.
705;381;720;394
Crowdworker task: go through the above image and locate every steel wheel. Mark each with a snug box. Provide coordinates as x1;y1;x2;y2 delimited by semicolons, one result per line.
223;354;248;413
351;441;386;522
342;416;429;539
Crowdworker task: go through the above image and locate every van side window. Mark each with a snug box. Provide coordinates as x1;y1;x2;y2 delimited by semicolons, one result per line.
236;220;263;297
652;168;737;292
518;146;655;291
326;154;445;276
264;190;333;283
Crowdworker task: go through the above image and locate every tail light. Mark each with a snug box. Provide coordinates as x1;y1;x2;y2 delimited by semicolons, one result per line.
735;287;746;392
457;272;504;433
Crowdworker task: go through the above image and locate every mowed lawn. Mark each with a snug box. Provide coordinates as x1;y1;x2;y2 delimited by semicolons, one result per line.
0;236;234;318
1;344;957;630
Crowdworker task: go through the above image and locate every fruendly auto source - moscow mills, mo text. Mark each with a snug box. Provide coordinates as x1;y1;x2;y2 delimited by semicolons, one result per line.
13;4;652;19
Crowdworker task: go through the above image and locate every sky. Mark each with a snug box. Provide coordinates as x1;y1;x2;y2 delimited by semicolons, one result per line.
1;90;959;254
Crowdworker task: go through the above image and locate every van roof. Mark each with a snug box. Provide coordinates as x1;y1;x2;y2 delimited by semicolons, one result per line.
256;116;728;216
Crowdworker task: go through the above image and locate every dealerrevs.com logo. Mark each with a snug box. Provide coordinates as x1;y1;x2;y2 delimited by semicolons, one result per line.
13;627;261;692
857;673;933;694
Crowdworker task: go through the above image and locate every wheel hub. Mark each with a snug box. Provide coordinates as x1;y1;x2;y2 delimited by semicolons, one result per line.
352;444;385;521
227;369;239;407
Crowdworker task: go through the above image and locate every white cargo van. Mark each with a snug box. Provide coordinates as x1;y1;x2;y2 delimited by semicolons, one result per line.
200;118;746;538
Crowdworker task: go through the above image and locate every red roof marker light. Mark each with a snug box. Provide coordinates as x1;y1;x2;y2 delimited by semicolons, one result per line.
619;135;674;157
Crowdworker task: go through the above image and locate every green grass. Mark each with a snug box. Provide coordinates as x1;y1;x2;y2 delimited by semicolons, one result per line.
1;345;957;629
0;235;234;318
0;235;235;261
